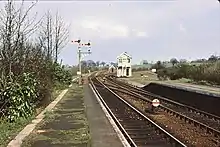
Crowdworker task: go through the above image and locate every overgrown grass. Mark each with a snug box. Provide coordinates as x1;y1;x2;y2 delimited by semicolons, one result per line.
0;117;33;147
125;70;159;84
0;82;71;147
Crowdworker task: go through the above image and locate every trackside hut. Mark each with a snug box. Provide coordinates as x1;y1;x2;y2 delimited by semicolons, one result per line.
109;65;116;73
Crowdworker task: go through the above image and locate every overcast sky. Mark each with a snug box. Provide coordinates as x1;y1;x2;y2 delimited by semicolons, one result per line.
1;0;220;65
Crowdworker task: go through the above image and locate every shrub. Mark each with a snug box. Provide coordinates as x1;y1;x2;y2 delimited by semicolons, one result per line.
157;61;220;85
0;73;38;122
0;61;73;122
53;63;72;88
157;69;168;80
151;61;165;70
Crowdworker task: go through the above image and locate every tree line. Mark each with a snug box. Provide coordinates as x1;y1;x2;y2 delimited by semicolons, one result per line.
81;60;117;67
71;60;117;75
150;55;220;86
142;55;220;68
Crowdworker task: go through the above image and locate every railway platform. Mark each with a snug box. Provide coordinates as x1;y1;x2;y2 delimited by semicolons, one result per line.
157;81;220;97
121;78;220;97
84;84;124;147
8;77;124;147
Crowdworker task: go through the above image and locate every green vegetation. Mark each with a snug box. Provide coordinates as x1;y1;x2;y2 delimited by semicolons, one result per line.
0;117;34;147
124;70;158;85
157;61;220;85
71;60;113;76
0;73;38;121
0;1;72;146
53;63;72;90
134;55;220;87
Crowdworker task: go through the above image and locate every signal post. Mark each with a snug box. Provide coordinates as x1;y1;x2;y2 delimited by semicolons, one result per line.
72;39;91;85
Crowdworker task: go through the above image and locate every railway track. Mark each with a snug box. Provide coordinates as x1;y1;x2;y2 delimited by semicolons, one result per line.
90;77;187;147
106;77;220;137
94;78;220;146
115;77;220;122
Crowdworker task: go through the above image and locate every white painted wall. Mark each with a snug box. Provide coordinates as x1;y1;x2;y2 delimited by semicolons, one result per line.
116;52;132;77
117;54;131;68
117;68;122;77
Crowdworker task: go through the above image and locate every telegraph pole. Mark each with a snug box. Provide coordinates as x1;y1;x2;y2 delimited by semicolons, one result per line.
72;39;91;85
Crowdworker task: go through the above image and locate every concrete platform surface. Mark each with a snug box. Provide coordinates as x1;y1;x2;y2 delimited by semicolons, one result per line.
21;84;91;147
84;84;124;147
156;81;220;96
122;77;220;97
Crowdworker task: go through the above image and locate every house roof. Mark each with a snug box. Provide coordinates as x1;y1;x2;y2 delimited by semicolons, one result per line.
117;52;132;59
109;65;116;69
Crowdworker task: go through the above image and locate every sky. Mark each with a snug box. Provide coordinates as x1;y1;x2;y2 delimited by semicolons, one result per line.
1;0;220;65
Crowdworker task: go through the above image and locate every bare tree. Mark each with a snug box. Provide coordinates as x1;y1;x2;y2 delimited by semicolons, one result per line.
0;0;40;75
38;10;53;60
54;11;69;62
39;10;69;62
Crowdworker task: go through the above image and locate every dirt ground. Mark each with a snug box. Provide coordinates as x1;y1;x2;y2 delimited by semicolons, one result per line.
127;70;159;85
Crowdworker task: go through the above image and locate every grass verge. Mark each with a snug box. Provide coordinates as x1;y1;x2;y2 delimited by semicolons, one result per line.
0;84;69;147
123;70;159;84
0;117;33;147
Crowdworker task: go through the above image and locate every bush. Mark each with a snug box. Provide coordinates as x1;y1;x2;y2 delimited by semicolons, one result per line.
53;63;72;87
151;61;165;70
0;73;38;122
157;66;182;80
0;1;73;123
0;62;73;122
157;69;168;80
157;61;220;85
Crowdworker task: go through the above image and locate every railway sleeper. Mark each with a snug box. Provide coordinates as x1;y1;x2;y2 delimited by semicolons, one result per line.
211;138;220;146
129;132;163;139
94;78;188;147
126;129;155;134
126;128;159;134
121;122;149;126
133;139;170;147
160;106;220;137
118;117;146;121
133;136;165;142
122;125;151;129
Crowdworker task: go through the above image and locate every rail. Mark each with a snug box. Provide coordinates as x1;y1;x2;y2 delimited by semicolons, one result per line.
90;77;187;147
106;77;220;139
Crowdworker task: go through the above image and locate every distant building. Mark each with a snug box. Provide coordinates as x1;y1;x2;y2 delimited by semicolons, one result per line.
109;65;116;73
116;52;132;77
141;60;148;65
